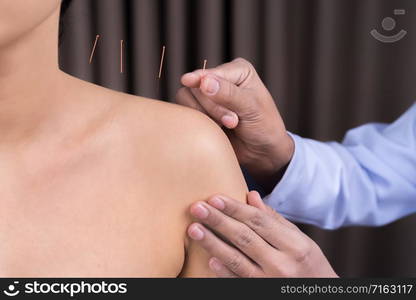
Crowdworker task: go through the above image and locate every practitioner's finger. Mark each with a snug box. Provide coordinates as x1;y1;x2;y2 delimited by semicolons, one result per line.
175;87;207;113
184;73;248;128
247;191;297;229
181;71;203;88
198;74;254;117
181;58;255;88
208;258;238;278
190;88;239;129
190;202;280;266
187;223;262;278
180;58;259;128
246;191;268;211
206;194;306;253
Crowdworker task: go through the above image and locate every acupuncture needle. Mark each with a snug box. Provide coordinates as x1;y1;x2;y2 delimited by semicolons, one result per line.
202;59;207;74
89;35;100;64
156;46;166;97
120;40;124;74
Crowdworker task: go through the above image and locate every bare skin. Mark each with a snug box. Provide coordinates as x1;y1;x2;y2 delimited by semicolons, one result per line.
0;1;247;277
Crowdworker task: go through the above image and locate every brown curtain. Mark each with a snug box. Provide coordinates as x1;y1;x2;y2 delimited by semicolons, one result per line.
59;0;416;277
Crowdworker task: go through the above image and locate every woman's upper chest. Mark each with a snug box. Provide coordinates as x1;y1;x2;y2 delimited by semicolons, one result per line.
0;148;186;277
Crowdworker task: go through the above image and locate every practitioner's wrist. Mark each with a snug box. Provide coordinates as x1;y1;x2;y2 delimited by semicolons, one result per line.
244;133;295;193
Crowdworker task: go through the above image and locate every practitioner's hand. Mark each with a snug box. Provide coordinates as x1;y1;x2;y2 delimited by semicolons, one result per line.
175;58;294;192
187;191;338;278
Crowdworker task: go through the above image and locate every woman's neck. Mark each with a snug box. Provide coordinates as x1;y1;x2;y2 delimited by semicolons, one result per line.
0;9;66;144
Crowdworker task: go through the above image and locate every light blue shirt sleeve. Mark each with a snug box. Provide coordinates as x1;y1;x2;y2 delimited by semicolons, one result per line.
264;103;416;230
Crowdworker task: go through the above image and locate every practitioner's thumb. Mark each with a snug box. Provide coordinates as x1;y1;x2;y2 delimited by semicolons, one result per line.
200;74;251;119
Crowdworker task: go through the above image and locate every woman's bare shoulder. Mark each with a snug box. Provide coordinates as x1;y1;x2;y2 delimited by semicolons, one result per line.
91;85;229;150
65;73;215;137
69;73;247;192
71;76;209;129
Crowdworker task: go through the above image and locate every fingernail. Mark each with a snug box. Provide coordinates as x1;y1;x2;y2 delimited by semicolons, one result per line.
203;77;220;95
185;72;199;79
188;225;205;241
208;197;225;211
209;258;223;272
221;113;238;129
191;203;209;219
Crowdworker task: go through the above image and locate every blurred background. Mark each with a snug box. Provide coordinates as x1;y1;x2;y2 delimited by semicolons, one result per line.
59;0;416;277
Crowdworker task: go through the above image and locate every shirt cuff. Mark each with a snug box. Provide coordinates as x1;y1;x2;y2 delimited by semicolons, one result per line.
264;133;344;228
264;132;307;212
